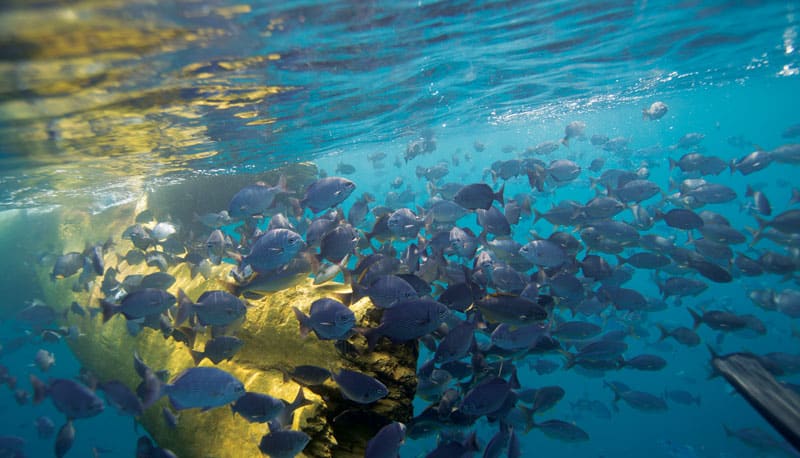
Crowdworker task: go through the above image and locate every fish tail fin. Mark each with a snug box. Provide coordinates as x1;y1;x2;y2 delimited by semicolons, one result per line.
533;208;543;224
561;137;569;147
745;184;754;197
509;365;521;390
729;159;737;175
330;289;353;307
615;255;627;267
350;281;366;305
425;181;436;197
267;365;291;383
652;273;665;298
100;299;119;324
358;327;381;351
173;290;194;327
519;405;535;433
695;395;702;406
656;324;670;342
603;381;621;403
277;387;311;429
519;195;533;217
276;174;288;193
790;187;800;206
280;367;290;383
668;158;677;171
422;208;435;233
289;197;304;218
291;307;312;338
742;226;759;248
668;177;678;192
688;308;702;330
464;431;480;452
722;424;734;437
289;387;312;412
495;183;505;206
30;374;47;404
177;327;197;349
189;350;205;366
526;169;539;192
301;250;319;277
705;343;720;360
559;349;576;370
751;216;769;243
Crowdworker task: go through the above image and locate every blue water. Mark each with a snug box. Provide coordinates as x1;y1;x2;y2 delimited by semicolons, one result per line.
1;1;799;457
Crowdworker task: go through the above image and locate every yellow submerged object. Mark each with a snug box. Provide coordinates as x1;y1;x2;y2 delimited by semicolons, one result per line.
37;169;417;458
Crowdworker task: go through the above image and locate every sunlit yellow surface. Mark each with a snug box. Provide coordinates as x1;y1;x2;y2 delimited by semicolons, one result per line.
0;1;293;210
36;191;415;457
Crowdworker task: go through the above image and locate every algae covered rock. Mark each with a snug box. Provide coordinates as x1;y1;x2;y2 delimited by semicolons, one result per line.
36;172;417;458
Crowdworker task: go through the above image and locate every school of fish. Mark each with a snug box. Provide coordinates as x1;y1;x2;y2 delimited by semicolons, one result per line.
3;107;800;457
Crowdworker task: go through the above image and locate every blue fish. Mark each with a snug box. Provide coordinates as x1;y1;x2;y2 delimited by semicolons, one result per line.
181;290;247;327
332;369;388;404
231;387;309;425
300;177;356;213
365;421;406;458
230;392;286;424
459;377;511;417
98;380;143;417
163;367;244;411
258;427;310;458
31;376;105;420
242;229;306;273
100;288;175;323
363;298;449;349
292;298;355;340
55;420;75;458
228;177;288;219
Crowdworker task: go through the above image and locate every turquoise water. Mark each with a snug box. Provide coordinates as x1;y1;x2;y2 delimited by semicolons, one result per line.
1;1;800;457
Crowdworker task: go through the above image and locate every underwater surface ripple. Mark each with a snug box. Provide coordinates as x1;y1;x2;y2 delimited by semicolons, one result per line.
0;1;796;209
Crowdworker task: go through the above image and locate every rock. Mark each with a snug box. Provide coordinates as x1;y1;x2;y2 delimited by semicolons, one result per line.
36;180;416;457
